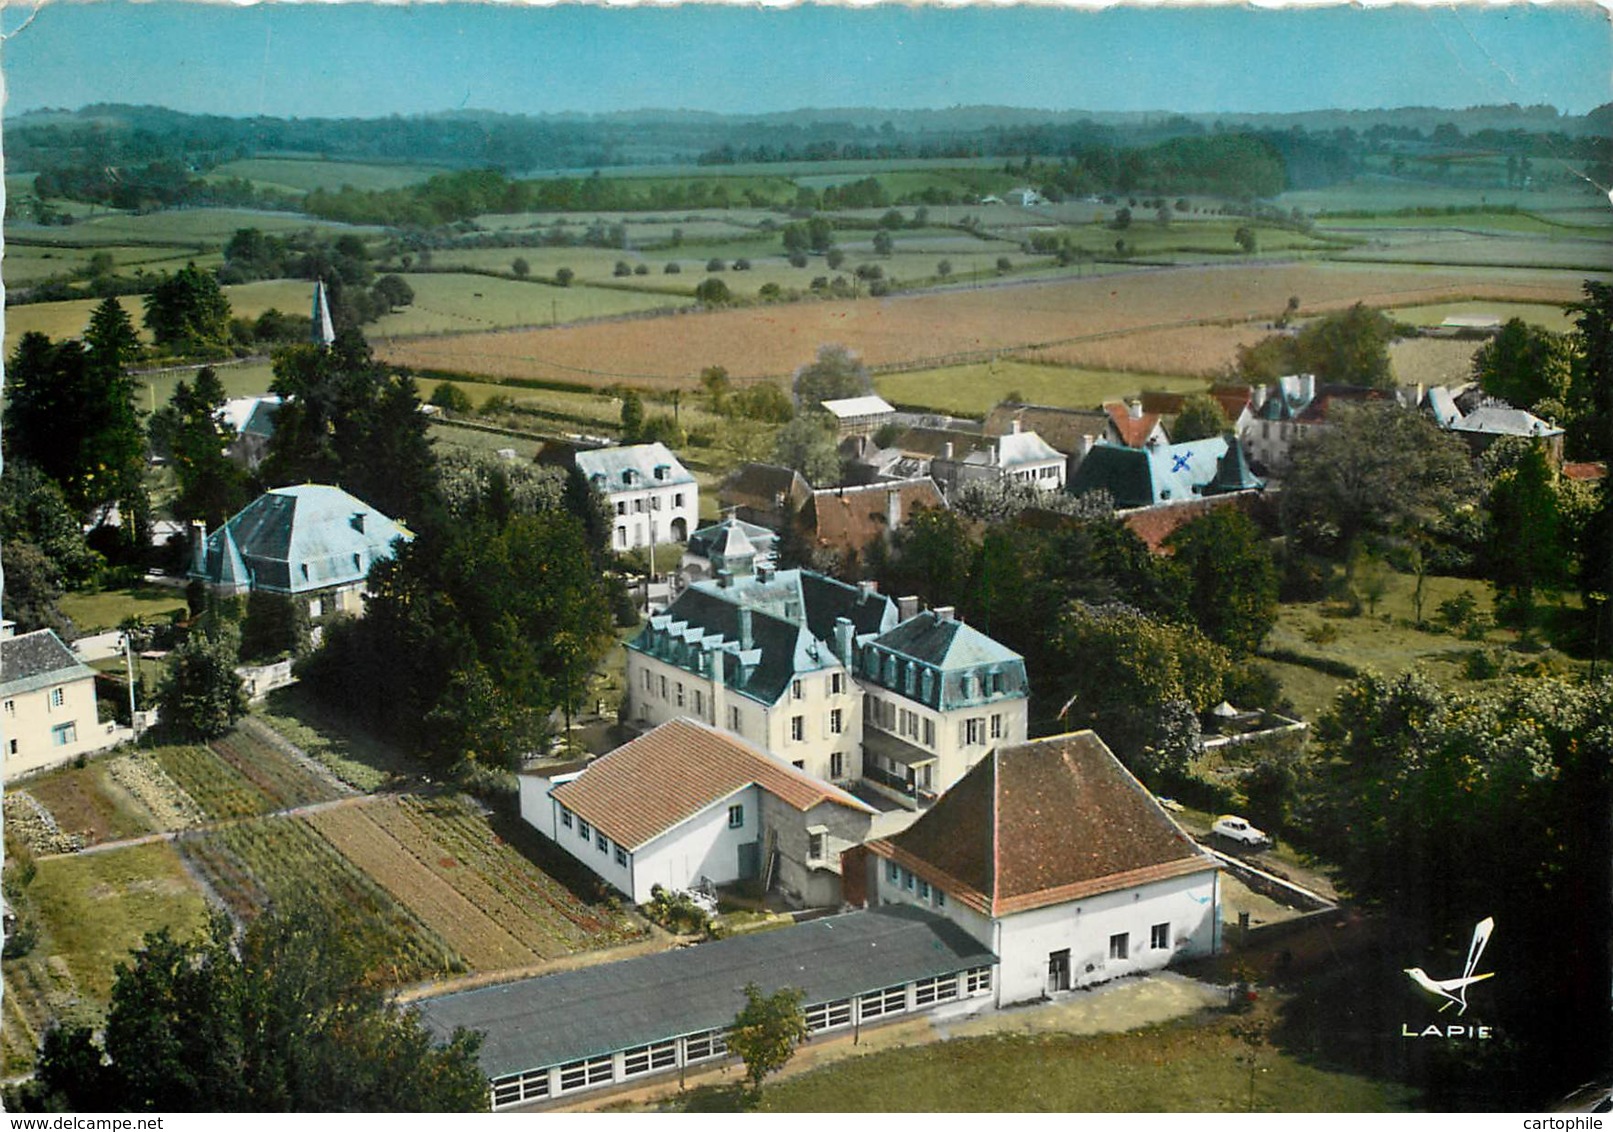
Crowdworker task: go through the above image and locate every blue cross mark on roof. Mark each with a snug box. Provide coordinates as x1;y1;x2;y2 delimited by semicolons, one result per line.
1171;452;1193;473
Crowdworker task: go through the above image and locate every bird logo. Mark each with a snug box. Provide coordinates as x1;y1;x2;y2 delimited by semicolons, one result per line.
1405;917;1495;1016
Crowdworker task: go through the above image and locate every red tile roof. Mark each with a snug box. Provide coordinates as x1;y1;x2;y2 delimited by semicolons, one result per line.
1103;402;1163;448
1564;462;1607;482
806;479;946;557
865;731;1214;917
549;718;872;850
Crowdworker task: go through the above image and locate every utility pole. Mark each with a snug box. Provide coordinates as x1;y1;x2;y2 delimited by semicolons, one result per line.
123;631;140;743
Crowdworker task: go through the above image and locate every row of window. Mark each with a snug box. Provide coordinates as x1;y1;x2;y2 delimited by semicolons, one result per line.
859;650;1011;704
489;973;994;1109
791;673;847;700
886;861;947;909
614;491;687;516
559;806;630;868
643;670;708;718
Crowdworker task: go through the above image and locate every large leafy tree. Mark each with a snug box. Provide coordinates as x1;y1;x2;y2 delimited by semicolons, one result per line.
1302;672;1613;1097
156;623;248;741
772;413;841;486
1164;506;1278;657
1281;401;1477;560
1045;600;1229;780
4;303;149;548
1170;392;1231;443
263;331;438;524
16;910;487;1112
1235;303;1397;389
165;367;249;529
1471;317;1574;414
1484;439;1570;623
790;343;871;410
143;262;233;357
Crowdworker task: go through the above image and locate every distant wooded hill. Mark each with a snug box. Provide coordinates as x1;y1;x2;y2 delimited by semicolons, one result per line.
8;101;1608;179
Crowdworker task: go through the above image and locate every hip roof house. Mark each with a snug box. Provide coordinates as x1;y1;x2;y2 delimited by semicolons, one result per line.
848;730;1220;1006
189;484;411;619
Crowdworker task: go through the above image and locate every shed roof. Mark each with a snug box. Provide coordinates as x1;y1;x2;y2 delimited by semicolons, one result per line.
805;479;946;557
549;718;871;852
866;731;1216;918
1450;405;1564;438
821;395;895;419
0;630;95;697
416;904;994;1079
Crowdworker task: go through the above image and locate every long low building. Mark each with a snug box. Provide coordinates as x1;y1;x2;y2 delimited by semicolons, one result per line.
416;905;996;1110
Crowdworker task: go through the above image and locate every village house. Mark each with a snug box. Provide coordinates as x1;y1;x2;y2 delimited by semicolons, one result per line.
1239;375;1394;473
1140;385;1256;442
1102;400;1171;450
846;730;1221;1007
927;422;1067;497
983;402;1110;478
715;462;813;530
575;442;698;551
1068;434;1263;510
217;395;281;469
623;533;1027;803
1;625;119;778
796;478;946;567
189;484;412;621
519;717;875;908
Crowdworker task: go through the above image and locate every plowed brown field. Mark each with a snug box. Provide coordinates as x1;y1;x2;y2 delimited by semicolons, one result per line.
375;262;1594;388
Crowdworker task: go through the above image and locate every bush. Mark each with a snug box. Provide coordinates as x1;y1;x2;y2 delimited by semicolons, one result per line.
694;278;732;305
554;267;574;287
613;261;632;277
634;263;649;276
706;257;726;273
788;251;809;269
664;262;681;274
428;383;474;415
1461;648;1502;680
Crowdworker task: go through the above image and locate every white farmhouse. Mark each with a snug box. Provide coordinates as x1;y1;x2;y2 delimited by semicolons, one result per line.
1;627;119;778
851;730;1221;1006
575;442;698;551
519;717;874;908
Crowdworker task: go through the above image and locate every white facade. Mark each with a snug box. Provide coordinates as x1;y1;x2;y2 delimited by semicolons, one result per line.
520;773;760;905
625;650;864;786
861;688;1027;798
576;443;699;552
871;860;1219;1007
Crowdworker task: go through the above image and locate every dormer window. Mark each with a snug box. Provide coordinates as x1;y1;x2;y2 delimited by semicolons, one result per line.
590;473;605;489
622;470;636;486
654;464;669;481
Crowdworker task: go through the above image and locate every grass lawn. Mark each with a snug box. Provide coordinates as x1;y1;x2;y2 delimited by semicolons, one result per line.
672;1006;1415;1112
27;841;211;1004
1259;571;1584;722
1383;299;1579;332
59;583;189;634
254;684;421;792
877;359;1204;416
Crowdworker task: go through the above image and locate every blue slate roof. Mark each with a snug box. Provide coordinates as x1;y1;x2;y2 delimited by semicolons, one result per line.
1069;438;1230;509
575;443;695;492
858;610;1027;712
416;905;996;1081
192;484;411;595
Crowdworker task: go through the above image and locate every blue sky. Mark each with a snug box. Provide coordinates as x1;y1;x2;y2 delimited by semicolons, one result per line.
3;2;1609;119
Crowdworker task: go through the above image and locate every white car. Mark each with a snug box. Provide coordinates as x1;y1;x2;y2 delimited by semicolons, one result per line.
1211;815;1269;847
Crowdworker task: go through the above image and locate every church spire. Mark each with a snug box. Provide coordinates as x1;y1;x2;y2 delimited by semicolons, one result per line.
311;280;336;347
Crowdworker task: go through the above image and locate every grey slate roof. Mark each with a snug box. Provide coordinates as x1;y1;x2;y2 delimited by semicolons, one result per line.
859;611;1028;712
415;905;995;1080
193;485;411;595
0;630;94;697
574;443;695;491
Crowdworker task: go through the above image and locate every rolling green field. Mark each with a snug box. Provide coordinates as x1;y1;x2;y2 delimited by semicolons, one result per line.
368;272;691;337
1384;299;1580;331
876;359;1204;416
208;156;449;194
5;280;315;356
16;208;375;248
